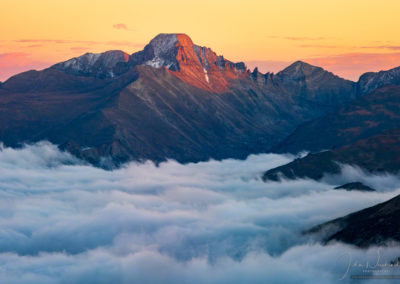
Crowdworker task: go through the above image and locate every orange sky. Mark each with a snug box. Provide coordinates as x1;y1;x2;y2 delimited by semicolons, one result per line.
1;0;400;81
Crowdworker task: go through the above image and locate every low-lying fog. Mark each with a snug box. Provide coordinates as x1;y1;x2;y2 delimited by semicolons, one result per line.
0;142;399;283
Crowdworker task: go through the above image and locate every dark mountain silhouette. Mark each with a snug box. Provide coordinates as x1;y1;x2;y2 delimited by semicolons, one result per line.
308;193;400;247
334;182;376;192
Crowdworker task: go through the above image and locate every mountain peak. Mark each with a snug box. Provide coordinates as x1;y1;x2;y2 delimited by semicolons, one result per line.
288;60;311;67
149;33;193;47
131;33;248;92
140;33;195;70
272;60;356;105
277;61;324;80
148;33;195;52
44;33;248;93
51;50;129;78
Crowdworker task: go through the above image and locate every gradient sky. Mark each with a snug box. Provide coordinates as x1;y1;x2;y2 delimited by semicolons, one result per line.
1;0;400;81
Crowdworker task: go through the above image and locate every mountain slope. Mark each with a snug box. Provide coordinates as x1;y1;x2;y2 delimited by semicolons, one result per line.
276;61;357;105
273;85;400;154
308;193;400;247
263;128;400;181
0;33;357;166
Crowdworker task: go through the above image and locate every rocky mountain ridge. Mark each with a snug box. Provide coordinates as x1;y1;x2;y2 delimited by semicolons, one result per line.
308;193;400;247
0;33;360;166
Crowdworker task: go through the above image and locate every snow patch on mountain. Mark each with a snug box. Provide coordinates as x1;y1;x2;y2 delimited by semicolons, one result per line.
203;67;209;83
62;53;101;70
142;34;179;70
148;34;178;58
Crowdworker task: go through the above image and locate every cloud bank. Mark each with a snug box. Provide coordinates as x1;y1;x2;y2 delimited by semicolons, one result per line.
0;142;399;283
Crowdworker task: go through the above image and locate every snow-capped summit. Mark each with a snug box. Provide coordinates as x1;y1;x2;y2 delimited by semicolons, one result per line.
142;33;190;70
50;33;247;92
137;33;247;72
52;50;130;78
130;33;193;71
131;33;248;92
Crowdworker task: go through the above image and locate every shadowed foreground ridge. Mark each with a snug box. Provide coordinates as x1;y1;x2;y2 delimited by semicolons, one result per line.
308;194;400;247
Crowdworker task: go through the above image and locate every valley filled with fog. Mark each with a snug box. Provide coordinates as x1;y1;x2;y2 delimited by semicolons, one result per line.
0;142;399;283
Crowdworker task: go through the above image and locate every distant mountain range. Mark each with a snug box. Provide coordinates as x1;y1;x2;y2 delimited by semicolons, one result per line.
0;33;358;167
1;33;400;172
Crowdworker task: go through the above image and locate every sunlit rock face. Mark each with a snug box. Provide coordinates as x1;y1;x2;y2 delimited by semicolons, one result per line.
131;33;248;93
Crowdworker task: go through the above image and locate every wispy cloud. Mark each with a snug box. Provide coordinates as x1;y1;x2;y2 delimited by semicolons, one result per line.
13;39;143;48
267;35;325;41
359;45;400;51
285;36;325;41
297;43;400;51
70;46;91;52
24;44;42;48
15;39;71;44
112;23;135;32
298;44;340;48
113;23;128;30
